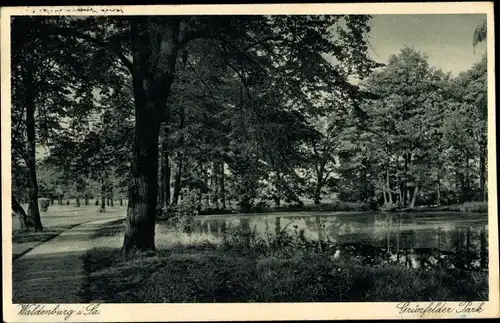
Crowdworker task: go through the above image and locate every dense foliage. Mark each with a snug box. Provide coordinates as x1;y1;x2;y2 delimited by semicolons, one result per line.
11;16;487;251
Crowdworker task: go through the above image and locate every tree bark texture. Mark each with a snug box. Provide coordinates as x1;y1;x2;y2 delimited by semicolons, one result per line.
25;69;43;231
122;18;180;256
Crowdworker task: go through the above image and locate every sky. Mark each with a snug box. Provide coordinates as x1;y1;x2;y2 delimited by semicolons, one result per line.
365;14;487;76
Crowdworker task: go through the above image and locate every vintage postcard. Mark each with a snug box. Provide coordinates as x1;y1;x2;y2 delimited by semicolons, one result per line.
1;2;498;322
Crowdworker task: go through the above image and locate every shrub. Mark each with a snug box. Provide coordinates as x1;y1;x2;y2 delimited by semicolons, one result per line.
157;201;200;233
39;198;50;212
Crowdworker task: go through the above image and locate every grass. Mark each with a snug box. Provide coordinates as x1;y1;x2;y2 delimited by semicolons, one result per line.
82;249;488;303
12;225;73;244
81;223;488;303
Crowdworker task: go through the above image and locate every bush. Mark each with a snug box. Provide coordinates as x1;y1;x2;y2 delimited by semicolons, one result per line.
157;201;200;233
39;198;50;212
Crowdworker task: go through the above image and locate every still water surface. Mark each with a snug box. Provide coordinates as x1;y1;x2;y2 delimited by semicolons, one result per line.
190;212;488;267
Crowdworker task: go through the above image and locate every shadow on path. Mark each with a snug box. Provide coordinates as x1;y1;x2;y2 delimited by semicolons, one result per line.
12;217;124;304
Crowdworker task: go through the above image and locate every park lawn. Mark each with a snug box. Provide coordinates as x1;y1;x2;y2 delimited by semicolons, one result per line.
12;205;126;258
12;225;74;244
81;226;488;303
12;225;75;259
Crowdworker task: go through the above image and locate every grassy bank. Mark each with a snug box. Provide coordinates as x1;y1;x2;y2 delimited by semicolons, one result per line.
396;202;488;213
12;225;75;259
12;225;72;244
189;201;374;216
82;248;487;302
81;224;488;303
191;201;488;217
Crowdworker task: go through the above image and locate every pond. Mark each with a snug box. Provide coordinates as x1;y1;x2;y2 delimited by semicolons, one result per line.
187;211;489;270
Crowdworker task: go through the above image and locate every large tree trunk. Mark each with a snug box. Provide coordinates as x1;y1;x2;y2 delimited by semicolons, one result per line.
212;161;220;209
455;170;462;204
204;164;210;210
12;195;33;231
109;184;114;207
273;168;282;207
100;177;106;212
386;168;393;204
436;167;442;206
164;152;171;206
122;113;160;255
25;72;43;231
172;157;183;205
158;139;165;208
479;136;487;201
403;153;409;207
172;106;185;206
159;126;171;209
274;170;283;207
464;155;471;202
313;181;322;205
220;162;226;209
382;181;388;205
395;155;402;207
76;197;80;207
313;165;325;205
409;185;419;209
122;18;180;257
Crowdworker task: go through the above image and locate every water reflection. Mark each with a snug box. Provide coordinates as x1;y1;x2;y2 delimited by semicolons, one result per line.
194;212;488;270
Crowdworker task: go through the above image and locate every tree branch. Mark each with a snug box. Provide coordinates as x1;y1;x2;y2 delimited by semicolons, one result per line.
242;36;282;52
50;27;133;74
185;57;217;99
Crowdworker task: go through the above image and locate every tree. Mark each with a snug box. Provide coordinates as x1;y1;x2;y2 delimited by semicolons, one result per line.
351;47;451;208
304;115;343;204
473;19;487;49
30;15;378;255
460;57;487;200
337;46;487;208
12;17;90;230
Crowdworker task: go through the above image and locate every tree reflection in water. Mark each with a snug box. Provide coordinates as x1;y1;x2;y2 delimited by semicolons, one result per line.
194;212;488;270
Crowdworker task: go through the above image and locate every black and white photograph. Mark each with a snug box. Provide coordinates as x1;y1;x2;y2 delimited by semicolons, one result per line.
1;3;498;321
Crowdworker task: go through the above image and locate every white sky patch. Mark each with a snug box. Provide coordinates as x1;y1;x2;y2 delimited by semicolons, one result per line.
367;14;487;76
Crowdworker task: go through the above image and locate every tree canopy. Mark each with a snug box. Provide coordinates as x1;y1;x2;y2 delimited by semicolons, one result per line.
11;15;488;254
